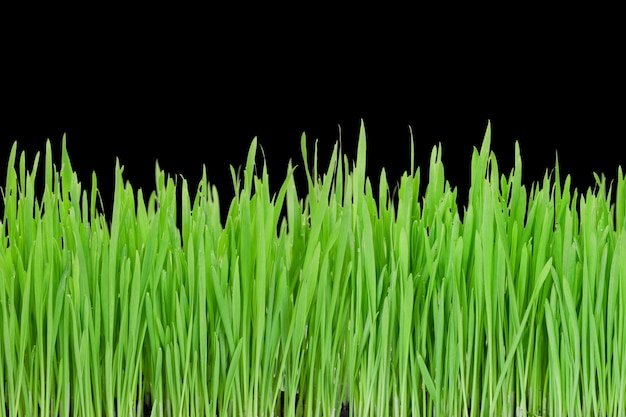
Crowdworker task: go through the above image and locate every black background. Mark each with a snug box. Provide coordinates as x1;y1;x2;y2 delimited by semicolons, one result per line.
1;10;623;223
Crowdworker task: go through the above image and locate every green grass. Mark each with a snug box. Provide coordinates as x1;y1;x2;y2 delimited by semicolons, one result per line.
1;121;626;416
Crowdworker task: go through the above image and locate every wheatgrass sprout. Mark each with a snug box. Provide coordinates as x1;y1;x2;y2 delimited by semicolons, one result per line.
2;122;626;416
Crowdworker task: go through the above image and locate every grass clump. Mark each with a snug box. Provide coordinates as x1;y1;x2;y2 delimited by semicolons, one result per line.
1;121;626;416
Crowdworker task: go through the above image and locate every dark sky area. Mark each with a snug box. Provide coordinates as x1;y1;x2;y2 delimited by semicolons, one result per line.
1;11;623;223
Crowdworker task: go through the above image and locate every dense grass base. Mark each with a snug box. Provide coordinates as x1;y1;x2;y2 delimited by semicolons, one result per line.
2;122;626;416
